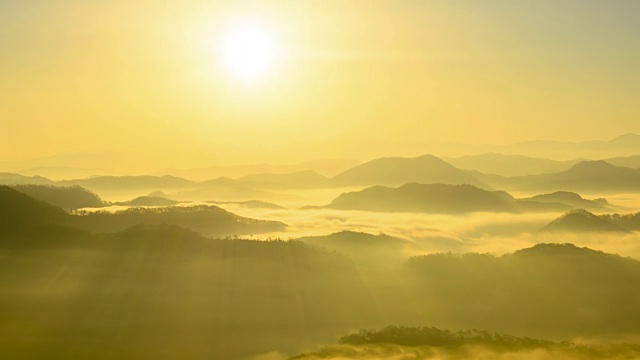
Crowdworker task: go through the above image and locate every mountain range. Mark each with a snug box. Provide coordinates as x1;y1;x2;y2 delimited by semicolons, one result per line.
0;186;284;237
4;151;640;203
318;183;608;214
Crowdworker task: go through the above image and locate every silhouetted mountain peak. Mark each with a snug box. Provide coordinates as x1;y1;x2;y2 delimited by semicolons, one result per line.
119;196;179;206
332;154;486;187
513;242;608;258
569;160;618;173
541;209;627;233
0;172;54;185
531;191;583;202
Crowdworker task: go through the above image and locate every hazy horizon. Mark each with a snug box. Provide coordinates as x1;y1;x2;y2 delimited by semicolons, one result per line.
2;0;639;167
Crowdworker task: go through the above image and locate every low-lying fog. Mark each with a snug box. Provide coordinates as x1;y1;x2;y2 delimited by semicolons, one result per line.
77;188;640;261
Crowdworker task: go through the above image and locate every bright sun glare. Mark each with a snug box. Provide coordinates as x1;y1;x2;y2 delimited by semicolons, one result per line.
220;23;276;82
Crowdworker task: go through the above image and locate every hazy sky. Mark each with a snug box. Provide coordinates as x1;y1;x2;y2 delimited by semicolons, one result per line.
1;0;639;165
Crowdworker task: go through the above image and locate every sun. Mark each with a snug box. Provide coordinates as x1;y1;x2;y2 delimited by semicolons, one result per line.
220;23;277;82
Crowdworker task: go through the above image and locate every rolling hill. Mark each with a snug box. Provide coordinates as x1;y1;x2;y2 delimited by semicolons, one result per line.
116;196;180;207
542;209;640;233
404;243;640;337
541;209;628;233
331;154;487;188
298;231;411;264
0;225;375;360
521;191;610;212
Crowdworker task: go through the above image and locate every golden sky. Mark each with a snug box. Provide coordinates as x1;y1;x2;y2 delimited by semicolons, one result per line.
1;0;639;166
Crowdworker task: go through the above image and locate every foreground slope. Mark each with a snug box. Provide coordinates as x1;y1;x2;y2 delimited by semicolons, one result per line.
0;186;69;233
0;225;376;360
404;243;640;338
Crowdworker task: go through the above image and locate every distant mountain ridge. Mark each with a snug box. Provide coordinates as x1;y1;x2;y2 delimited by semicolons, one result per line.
5;150;640;199
504;160;640;192
0;172;54;186
444;153;581;177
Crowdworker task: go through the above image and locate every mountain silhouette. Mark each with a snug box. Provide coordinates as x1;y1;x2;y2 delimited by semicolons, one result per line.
70;205;286;236
0;186;284;237
298;231;410;264
320;183;571;214
0;186;70;234
331;154;487;187
541;209;627;233
522;191;610;212
0;172;54;186
13;184;105;209
405;243;640;338
116;196;180;207
209;200;286;209
608;133;640;147
544;160;640;191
